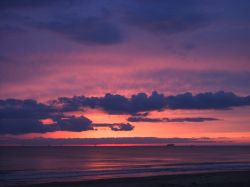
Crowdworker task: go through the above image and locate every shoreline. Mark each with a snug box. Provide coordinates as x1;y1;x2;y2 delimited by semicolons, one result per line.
14;170;250;187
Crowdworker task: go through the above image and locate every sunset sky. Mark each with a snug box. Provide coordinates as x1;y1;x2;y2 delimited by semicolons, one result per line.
0;0;250;145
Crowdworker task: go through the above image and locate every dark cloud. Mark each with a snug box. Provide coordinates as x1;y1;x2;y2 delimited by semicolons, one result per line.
0;91;250;134
166;91;250;109
133;112;149;117
53;116;93;132
110;123;134;131
128;117;219;123
0;115;134;135
0;1;122;45
0;99;55;119
125;0;211;34
93;123;134;131
53;91;250;114
54;91;165;115
1;91;250;118
0;0;213;47
38;17;122;45
0;99;134;134
98;92;165;114
0;115;93;135
0;118;57;135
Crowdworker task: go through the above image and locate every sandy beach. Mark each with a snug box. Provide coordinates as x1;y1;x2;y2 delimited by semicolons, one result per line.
14;170;250;187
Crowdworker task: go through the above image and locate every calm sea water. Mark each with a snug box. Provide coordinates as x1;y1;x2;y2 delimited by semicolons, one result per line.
1;146;250;186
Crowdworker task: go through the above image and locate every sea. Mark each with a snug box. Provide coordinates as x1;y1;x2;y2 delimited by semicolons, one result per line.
1;146;250;186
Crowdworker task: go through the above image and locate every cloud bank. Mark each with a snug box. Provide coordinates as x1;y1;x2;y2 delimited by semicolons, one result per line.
1;91;249;135
0;99;134;134
53;91;250;114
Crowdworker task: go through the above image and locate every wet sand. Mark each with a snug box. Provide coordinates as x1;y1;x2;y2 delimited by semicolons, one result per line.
16;170;250;187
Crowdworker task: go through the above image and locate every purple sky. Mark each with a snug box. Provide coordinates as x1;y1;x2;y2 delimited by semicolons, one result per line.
0;0;250;145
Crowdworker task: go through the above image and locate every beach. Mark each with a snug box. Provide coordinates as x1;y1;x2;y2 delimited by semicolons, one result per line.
15;170;250;187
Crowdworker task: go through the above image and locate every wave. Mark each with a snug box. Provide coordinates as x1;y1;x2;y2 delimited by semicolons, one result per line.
1;162;250;186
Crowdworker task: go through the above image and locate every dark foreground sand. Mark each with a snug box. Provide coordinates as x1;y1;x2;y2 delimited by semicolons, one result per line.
18;170;250;187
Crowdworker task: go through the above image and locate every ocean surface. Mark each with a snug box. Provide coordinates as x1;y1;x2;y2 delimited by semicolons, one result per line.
1;146;250;186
